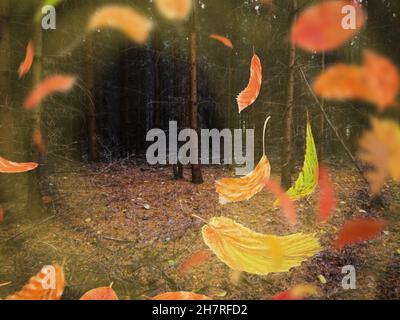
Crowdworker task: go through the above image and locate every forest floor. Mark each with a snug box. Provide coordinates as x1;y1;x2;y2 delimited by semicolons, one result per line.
0;158;399;300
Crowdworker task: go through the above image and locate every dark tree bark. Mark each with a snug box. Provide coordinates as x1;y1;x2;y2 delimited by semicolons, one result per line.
281;0;297;189
119;43;130;157
189;1;203;184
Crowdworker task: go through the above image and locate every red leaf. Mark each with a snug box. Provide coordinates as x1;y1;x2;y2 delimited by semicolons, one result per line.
272;284;319;300
333;218;387;250
0;207;4;222
24;75;76;110
291;0;366;52
265;180;296;225
237;53;262;113
19;41;34;79
80;286;119;300
180;250;211;275
0;156;38;173
317;166;336;223
209;34;233;49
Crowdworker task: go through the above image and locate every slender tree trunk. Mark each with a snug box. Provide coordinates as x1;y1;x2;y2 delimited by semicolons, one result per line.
281;0;297;189
119;44;130;157
85;35;98;162
318;51;326;160
190;2;203;184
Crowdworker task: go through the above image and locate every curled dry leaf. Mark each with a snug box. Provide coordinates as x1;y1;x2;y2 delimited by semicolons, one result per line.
180;250;212;275
88;6;153;44
18;41;34;79
216;155;270;205
291;0;366;52
6;262;64;300
272;284;320;300
209;34;233;49
313;51;399;111
264;179;296;226
202;217;321;275
152;292;211;300
24;75;76;110
80;286;119;300
0;156;38;173
359;118;400;194
237;53;262;113
155;0;192;21
317;165;336;223
333;218;387;250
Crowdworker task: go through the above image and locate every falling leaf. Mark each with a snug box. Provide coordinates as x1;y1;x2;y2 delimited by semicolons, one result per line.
317;165;336;223
80;286;118;300
359;118;400;194
6;262;64;300
24;75;76;110
291;0;366;52
152;292;211;300
32;128;47;155
0;207;4;222
209;34;233;49
313;51;399;111
216;155;270;205
272;284;320;300
277;120;318;204
333;218;387;250
0;156;38;173
88;6;153;44
180;250;212;275
264;180;296;225
202;217;321;275
155;0;192;21
237;53;262;113
18;41;34;79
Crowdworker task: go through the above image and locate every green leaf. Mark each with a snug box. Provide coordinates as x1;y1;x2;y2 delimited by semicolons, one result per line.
277;120;319;204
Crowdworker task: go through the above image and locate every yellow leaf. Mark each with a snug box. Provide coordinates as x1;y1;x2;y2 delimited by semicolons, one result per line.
202;217;321;275
88;6;153;44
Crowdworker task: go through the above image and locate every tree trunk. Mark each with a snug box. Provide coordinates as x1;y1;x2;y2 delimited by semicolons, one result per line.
318;51;326;160
119;44;130;157
281;0;297;189
85;35;99;162
190;1;203;184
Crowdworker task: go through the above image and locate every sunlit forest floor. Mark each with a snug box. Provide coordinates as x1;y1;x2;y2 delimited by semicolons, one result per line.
0;159;399;300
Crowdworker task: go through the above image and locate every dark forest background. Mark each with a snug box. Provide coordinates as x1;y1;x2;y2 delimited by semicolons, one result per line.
0;0;399;219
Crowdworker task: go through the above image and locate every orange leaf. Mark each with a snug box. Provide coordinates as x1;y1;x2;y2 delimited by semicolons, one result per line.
364;50;400;110
32;128;47;155
209;34;233;49
216;155;270;205
80;286;118;300
18;41;34;79
0;156;38;173
333;218;387;250
291;0;366;52
264;180;296;225
237;53;262;113
272;284;319;300
317;165;336;223
88;6;153;44
155;0;192;21
24;75;76;110
152;292;211;300
180;250;212;275
6;262;65;300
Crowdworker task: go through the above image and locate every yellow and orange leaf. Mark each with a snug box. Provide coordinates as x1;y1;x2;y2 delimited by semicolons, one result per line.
359;118;400;194
88;6;153;44
237;53;262;113
80;286;118;300
216;155;270;205
6;262;64;300
209;34;233;49
291;0;366;52
155;0;192;21
202;217;321;275
0;156;38;173
18;41;34;79
152;292;211;300
24;75;76;110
